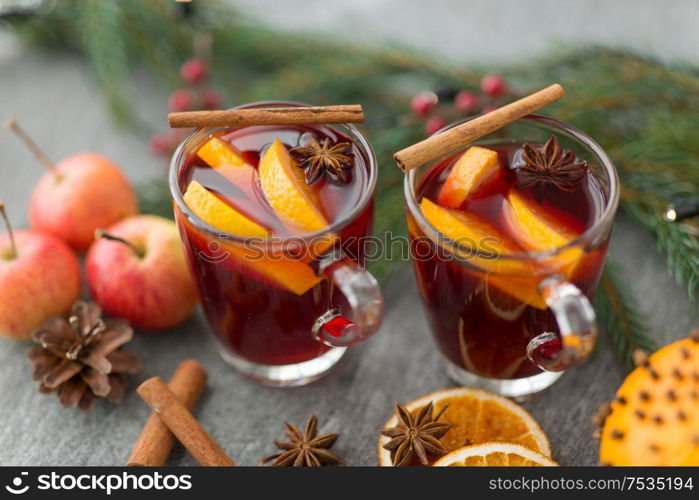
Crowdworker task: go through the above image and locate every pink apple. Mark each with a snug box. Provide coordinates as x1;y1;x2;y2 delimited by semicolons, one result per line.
0;207;81;340
29;152;138;252
86;215;197;331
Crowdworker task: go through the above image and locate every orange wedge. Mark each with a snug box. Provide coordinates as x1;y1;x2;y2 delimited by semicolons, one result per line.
420;198;524;273
378;387;551;466
183;180;269;238
437;146;500;209
433;443;558;466
420;198;545;308
259;139;329;233
503;189;583;276
197;137;256;197
182;180;322;295
503;189;580;252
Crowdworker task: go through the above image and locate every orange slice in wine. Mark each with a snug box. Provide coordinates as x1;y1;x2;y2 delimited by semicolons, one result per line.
420;198;523;274
420;198;545;308
437;146;500;208
197;137;257;197
183;180;322;295
183;180;269;238
503;189;583;275
258;139;329;233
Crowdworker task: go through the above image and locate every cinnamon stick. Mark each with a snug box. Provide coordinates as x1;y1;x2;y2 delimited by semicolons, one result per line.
168;104;364;128
127;360;207;466
394;84;565;172
137;376;235;466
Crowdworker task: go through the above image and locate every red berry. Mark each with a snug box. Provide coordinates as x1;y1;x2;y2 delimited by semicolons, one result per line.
411;91;438;116
454;91;479;112
200;88;222;109
168;89;195;112
425;116;448;135
148;133;170;155
180;58;208;84
481;105;499;115
480;74;506;97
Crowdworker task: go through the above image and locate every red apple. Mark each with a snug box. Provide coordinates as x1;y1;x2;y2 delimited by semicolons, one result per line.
0;204;81;340
30;153;138;252
86;215;197;331
7;119;138;252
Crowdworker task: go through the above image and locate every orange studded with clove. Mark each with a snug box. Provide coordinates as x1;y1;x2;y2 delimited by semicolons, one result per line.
598;331;699;465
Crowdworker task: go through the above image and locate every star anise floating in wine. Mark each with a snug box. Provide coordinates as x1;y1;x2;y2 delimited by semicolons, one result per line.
28;301;142;411
511;135;588;193
289;135;354;185
381;401;453;466
259;414;342;467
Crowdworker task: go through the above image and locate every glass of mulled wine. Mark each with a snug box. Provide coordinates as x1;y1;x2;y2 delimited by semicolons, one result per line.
405;114;619;397
170;101;382;386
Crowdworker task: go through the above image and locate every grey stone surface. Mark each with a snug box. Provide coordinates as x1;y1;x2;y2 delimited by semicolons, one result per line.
0;46;696;467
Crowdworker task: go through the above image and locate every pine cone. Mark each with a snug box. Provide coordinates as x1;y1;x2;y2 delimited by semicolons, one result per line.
28;301;142;411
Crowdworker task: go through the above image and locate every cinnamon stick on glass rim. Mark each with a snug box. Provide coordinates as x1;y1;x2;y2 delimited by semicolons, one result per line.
127;360;207;466
168;104;364;128
394;84;565;172
137;376;235;466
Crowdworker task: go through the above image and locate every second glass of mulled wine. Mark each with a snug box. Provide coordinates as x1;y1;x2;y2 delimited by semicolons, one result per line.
170;102;382;386
405;115;619;397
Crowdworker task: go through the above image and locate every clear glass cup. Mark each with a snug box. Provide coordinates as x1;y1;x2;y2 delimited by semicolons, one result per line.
170;102;383;386
404;114;619;397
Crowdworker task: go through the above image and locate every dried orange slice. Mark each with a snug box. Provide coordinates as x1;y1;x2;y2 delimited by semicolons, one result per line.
599;333;699;466
434;442;558;466
197;137;257;197
182;180;322;295
259;139;329;233
378;387;551;466
437;146;501;208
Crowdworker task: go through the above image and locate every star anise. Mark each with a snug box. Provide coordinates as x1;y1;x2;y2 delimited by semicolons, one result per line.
512;135;588;193
381;401;453;466
28;301;142;411
259;414;342;467
289;136;354;185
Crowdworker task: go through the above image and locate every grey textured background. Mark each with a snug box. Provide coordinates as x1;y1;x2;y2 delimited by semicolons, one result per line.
0;2;697;466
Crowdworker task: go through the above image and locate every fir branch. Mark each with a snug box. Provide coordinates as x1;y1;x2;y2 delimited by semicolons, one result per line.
594;260;658;370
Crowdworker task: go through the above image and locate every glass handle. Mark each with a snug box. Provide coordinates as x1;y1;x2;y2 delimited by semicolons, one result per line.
526;275;597;372
312;249;383;347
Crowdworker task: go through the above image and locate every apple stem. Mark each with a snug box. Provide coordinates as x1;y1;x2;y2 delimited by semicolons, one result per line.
5;119;62;181
95;229;145;258
0;203;18;259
